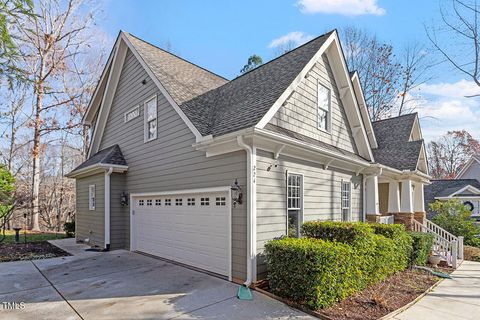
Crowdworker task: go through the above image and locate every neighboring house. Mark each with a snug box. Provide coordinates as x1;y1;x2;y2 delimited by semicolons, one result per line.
66;30;430;284
425;156;480;219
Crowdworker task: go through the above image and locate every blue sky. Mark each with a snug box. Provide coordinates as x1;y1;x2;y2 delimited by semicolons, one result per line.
98;0;480;142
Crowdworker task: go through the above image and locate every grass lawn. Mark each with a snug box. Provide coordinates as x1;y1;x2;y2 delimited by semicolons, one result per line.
0;230;66;244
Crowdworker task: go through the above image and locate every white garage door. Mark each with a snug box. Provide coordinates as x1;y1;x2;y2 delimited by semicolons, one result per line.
131;189;230;277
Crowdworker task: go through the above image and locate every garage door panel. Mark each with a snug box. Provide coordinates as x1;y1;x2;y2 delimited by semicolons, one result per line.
132;191;230;277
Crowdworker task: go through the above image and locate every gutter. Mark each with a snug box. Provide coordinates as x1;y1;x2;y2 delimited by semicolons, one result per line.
104;167;113;250
237;135;256;286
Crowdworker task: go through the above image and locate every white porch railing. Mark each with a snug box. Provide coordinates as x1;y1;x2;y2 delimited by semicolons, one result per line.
379;215;394;224
413;219;463;268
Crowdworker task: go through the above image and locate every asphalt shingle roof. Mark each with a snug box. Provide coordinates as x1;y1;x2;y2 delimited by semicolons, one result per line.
424;179;480;218
371;113;423;171
127;31;333;137
125;34;228;106
71;145;127;173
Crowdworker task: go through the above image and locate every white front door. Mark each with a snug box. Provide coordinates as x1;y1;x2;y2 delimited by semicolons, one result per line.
131;190;230;277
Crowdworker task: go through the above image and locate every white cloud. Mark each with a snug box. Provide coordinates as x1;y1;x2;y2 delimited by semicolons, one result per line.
297;0;386;16
416;97;480;142
268;31;314;48
419;79;480;98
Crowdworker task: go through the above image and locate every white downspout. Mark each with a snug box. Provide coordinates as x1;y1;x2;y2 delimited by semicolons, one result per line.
362;174;366;222
237;135;256;286
104;167;113;250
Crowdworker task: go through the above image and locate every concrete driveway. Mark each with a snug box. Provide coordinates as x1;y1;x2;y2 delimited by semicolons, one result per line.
0;239;313;320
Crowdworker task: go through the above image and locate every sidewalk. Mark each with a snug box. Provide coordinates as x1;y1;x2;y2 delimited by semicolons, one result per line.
392;261;480;320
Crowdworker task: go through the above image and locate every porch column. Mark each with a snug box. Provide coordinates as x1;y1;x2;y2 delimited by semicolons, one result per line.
387;181;400;213
413;182;425;212
365;175;379;218
400;179;414;213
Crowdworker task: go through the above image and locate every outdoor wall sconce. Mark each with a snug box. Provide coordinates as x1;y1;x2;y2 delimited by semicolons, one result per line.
231;179;243;207
120;192;128;207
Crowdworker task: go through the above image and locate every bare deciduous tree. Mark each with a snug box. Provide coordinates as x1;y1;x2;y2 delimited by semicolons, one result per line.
427;0;480;96
10;0;106;230
341;26;401;120
427;130;480;178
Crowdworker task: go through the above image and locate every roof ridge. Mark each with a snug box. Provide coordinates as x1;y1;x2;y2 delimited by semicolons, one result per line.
228;30;335;81
372;112;418;123
124;32;229;82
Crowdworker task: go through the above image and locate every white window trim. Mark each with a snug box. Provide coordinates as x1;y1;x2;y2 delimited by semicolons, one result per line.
286;171;304;237
317;81;332;134
144;95;158;142
88;184;96;211
341;180;352;221
124;105;140;123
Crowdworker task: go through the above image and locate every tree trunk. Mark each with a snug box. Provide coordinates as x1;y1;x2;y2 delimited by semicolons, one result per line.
31;83;43;231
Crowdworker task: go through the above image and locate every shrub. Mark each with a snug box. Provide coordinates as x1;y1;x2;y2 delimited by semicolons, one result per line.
464;245;480;262
370;223;413;271
430;199;480;246
266;221;413;309
409;232;434;266
265;237;361;309
301;221;373;244
64;221;75;238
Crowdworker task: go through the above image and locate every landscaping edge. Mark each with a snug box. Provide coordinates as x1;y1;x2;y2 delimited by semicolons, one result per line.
254;272;447;320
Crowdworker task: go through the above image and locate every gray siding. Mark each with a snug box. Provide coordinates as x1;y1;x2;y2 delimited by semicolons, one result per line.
110;173;128;250
98;49;247;280
460;161;480;180
269;54;358;154
76;173;105;248
256;149;363;279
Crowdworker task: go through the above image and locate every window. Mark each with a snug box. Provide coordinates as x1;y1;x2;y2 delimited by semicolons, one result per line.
187;198;195;206
287;174;303;237
155;199;161;206
144;96;157;142
216;197;226;206
201;197;210;206
124;105;140;123
88;185;96;210
138;199;144;206
165;199;171;206
341;181;351;221
175;198;183;206
317;83;331;132
147;199;153;206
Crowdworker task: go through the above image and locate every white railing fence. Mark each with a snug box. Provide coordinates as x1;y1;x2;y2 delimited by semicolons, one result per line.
379;215;394;224
412;219;463;268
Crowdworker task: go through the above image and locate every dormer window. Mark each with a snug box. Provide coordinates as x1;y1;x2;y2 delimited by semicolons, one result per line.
317;82;331;132
144;95;157;142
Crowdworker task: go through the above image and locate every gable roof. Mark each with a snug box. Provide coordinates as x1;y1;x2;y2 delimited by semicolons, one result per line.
456;156;480;179
179;31;333;137
124;34;228;106
69;144;127;176
371;113;424;171
424;179;480;216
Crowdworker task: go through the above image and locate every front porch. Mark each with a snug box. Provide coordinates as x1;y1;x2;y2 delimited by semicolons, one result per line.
363;168;463;268
364;169;427;229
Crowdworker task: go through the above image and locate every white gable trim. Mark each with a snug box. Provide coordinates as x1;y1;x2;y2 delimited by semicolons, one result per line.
457;156;480;179
255;31;374;161
350;71;378;149
415;143;429;175
88;39;128;158
121;33;203;141
87;32;204;157
435;185;480;199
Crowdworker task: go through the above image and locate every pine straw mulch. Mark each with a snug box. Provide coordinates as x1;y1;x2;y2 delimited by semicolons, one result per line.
0;241;70;262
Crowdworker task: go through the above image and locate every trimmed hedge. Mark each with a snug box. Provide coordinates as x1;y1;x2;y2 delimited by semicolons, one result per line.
266;221;413;309
409;231;434;266
301;221;373;243
265;237;361;309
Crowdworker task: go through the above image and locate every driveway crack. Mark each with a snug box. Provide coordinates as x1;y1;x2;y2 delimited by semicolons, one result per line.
31;260;84;320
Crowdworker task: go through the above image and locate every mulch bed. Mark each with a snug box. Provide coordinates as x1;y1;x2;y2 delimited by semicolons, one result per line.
258;267;452;320
0;242;70;262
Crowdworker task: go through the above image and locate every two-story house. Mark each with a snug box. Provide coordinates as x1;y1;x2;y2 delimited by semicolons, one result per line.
67;30;430;285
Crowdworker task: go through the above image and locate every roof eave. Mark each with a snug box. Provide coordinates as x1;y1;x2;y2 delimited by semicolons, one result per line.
65;163;129;179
